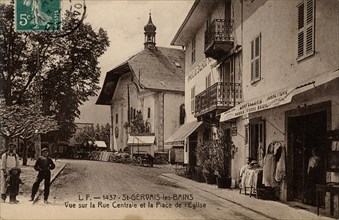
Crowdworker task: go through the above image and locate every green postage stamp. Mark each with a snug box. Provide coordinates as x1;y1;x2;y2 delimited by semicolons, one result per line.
15;0;61;31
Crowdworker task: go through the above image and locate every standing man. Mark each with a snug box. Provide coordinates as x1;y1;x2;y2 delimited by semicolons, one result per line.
1;144;19;203
29;148;55;204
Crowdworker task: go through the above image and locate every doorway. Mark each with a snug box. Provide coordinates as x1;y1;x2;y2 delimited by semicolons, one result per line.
287;110;327;204
188;133;198;166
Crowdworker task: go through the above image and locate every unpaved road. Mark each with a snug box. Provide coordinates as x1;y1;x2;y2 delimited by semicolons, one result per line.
1;159;269;219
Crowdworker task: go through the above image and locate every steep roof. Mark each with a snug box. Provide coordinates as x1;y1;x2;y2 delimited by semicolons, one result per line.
96;47;185;105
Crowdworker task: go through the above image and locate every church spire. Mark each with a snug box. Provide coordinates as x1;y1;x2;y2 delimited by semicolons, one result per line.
144;13;156;49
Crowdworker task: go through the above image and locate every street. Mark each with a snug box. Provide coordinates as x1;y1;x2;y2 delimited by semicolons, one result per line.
48;160;270;219
1;159;272;220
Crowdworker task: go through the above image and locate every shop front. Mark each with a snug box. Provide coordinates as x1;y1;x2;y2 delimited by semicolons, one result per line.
220;70;339;205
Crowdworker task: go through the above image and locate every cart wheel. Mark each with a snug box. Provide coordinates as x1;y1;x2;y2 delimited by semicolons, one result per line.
137;157;142;166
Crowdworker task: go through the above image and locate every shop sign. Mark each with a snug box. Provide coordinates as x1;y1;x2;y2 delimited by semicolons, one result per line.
187;58;216;82
220;88;294;122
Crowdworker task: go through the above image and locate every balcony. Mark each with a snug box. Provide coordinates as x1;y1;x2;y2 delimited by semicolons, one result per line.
204;19;234;60
195;82;242;118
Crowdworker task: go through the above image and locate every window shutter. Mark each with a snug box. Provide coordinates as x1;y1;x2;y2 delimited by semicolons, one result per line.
297;0;314;59
255;36;260;57
251;34;261;83
250;40;254;81
298;3;304;30
298;32;304;57
255;35;261;79
306;0;313;24
191;86;195;112
305;0;314;55
306;26;313;54
255;59;260;78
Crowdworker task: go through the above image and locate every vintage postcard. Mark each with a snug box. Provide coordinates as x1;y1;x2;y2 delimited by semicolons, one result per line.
0;0;338;219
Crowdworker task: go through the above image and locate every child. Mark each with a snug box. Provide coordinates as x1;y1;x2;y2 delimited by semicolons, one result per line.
6;167;23;204
30;148;55;204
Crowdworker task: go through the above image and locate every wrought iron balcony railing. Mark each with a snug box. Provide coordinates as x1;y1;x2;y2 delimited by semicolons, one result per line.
195;82;242;117
204;19;234;59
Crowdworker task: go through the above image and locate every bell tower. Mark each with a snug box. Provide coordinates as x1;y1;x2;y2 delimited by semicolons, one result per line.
144;13;156;49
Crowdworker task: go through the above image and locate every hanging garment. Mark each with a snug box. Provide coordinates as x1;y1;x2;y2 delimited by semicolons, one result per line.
262;143;278;187
275;143;286;182
258;142;265;167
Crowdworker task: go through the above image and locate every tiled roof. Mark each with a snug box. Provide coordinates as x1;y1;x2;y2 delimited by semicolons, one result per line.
129;47;185;91
96;47;185;105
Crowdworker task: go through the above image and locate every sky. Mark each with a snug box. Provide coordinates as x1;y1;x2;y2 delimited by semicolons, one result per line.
75;0;194;124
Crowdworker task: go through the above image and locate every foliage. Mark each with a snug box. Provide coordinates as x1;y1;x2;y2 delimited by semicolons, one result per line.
74;124;95;146
0;3;110;141
212;128;237;177
0;100;58;145
124;111;151;133
74;123;110;147
196;141;215;174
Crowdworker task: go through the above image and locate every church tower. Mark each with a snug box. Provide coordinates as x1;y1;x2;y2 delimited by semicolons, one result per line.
144;13;156;49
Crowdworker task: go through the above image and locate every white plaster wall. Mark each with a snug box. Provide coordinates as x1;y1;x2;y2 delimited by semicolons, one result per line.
142;93;156;132
164;93;185;150
241;0;338;101
110;73;134;151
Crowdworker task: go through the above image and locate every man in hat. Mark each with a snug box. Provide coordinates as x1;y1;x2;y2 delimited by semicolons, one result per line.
29;147;55;204
1;144;19;203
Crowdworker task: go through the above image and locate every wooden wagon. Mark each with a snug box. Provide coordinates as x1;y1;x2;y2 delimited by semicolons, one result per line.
127;134;155;167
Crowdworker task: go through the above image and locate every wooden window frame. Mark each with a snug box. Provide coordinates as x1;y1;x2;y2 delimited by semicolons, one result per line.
249;118;266;162
250;33;261;84
297;0;315;61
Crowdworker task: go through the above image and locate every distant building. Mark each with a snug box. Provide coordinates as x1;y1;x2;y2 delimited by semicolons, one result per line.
96;14;185;153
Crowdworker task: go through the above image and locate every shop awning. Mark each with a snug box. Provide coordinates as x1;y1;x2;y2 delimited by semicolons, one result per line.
165;121;203;145
94;141;107;148
220;69;339;122
127;135;155;146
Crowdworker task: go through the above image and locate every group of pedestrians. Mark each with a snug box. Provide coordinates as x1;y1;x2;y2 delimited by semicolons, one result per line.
1;144;55;204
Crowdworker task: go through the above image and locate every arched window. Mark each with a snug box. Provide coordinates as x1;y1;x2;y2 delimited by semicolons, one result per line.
179;104;185;125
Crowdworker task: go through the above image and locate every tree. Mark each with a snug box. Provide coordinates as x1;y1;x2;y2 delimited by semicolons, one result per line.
0;3;110;142
0;100;58;165
74;123;109;149
74;124;95;147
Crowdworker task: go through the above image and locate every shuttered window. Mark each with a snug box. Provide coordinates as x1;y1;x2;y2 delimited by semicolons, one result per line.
191;86;195;113
191;36;196;64
250;34;261;83
297;0;315;60
205;73;211;89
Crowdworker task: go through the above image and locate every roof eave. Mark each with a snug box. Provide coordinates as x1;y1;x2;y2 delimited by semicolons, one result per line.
171;0;217;46
95;62;131;105
171;0;201;46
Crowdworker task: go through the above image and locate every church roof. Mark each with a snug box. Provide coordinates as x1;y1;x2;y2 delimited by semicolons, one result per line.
96;47;185;105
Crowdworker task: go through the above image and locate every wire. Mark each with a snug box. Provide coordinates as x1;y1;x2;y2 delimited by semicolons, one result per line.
265;118;285;136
